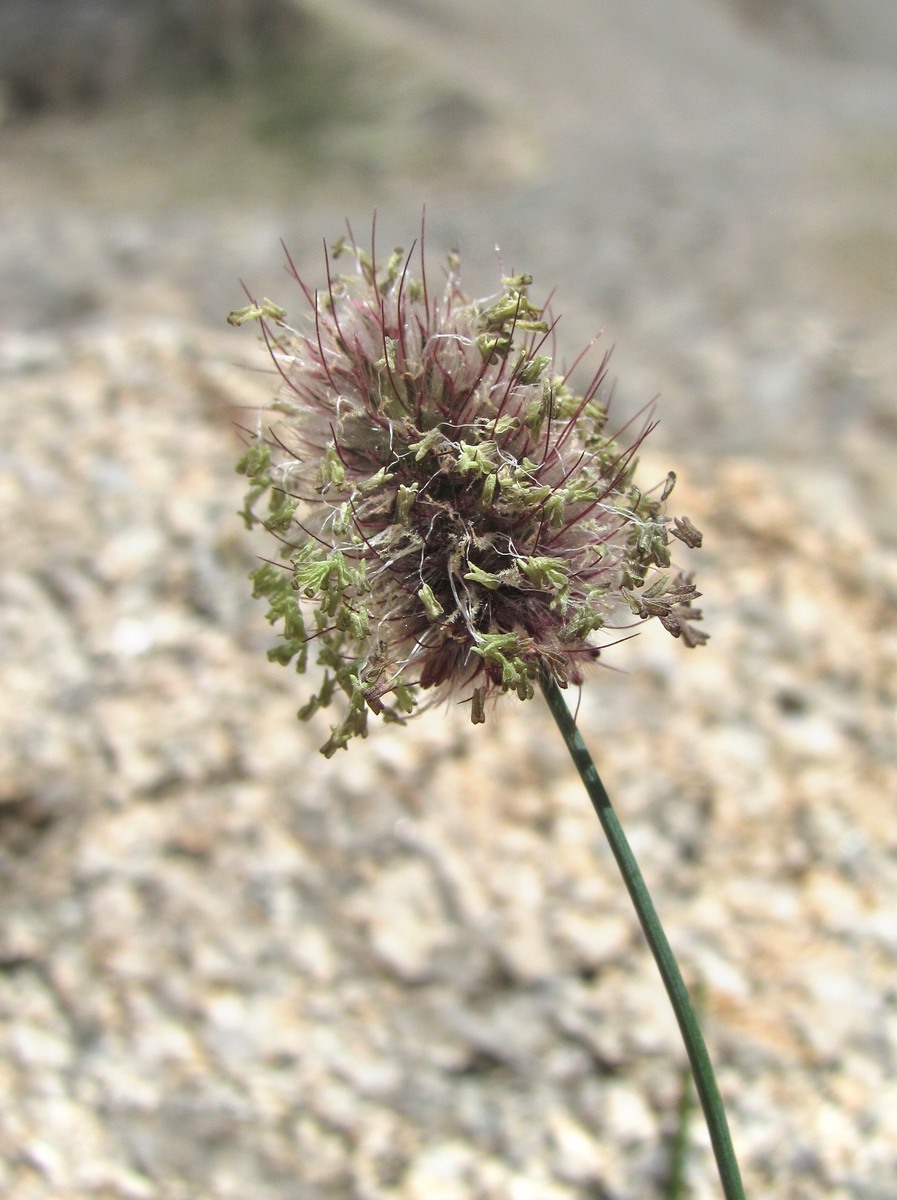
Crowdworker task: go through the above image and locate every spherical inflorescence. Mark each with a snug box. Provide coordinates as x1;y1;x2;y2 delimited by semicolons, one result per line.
231;230;706;755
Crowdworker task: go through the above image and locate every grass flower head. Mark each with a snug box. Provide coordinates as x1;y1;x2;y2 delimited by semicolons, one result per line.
232;227;706;755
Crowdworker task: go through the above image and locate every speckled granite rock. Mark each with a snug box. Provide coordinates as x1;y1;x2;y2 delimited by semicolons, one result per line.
1;319;895;1199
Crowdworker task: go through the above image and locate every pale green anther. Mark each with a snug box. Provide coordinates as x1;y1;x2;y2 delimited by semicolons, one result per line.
377;337;398;373
396;483;419;523
271;395;303;416
322;704;368;757
332;502;352;535
492;414;520;436
281;599;307;645
321;732;345;758
317;445;346;492
409;427;446;461
267;640;301;668
346;672;370;711
235;442;272;480
524;390;550;435
521;556;570;591
641;574;671;600
543;490;567;527
318;671;336;706
518;354;551;384
248;561;282;601
520;555;571;614
297;695;321;721
623;588;644;616
582;399;608;428
503;476;551;509
226;297;286;327
550;380;580;419
480;472;497;508
471;632;526;686
380;248;406;294
417;583;444;620
479;288;544;331
320;588;341;618
477;332;513;360
236;443;277;529
457;441;497;475
636;521;671;567
464;562;504;590
319;677;370;751
391;683;417;714
336;604;369;640
349;558;370;594
263;298;287;321
501;272;533;290
472;630;520;655
562;478;600;506
265;492;297;533
253;561;310;670
560;603;606;642
291;545;350;598
357;466;395;495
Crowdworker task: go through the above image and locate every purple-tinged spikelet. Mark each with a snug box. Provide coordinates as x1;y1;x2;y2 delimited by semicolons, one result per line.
231;227;706;755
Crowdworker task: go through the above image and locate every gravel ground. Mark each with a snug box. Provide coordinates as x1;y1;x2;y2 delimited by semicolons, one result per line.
2;2;897;1197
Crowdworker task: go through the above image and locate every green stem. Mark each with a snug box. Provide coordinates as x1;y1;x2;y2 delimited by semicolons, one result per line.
540;672;746;1200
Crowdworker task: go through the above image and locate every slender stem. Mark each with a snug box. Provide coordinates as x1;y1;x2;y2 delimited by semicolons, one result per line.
540;672;746;1200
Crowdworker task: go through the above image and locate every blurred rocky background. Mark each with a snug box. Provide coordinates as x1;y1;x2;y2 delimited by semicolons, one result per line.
2;1;896;1197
